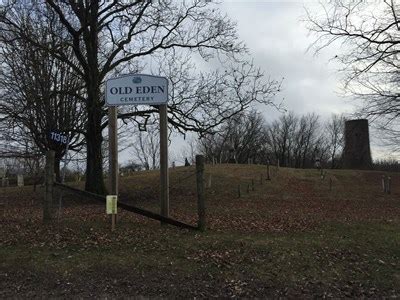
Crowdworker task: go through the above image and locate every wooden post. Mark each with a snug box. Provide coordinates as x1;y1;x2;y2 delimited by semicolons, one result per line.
1;173;7;217
196;155;206;231
382;175;386;193
207;174;212;188
44;150;55;223
247;183;250;193
111;212;116;231
329;177;333;191
387;176;391;195
108;107;118;229
108;107;119;195
238;184;241;198
159;104;169;221
267;164;271;180
251;179;255;191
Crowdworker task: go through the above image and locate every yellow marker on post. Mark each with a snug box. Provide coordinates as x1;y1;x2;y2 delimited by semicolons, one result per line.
106;195;118;231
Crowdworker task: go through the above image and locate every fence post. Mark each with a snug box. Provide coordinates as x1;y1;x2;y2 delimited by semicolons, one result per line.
382;175;386;193
44;150;55;223
196;155;206;231
207;174;212;188
387;176;391;195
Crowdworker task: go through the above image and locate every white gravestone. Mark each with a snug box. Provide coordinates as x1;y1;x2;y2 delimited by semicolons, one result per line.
17;174;24;187
0;168;5;179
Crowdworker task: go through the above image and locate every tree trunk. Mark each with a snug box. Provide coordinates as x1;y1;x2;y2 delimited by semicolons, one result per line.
54;154;61;182
85;101;106;194
83;2;106;195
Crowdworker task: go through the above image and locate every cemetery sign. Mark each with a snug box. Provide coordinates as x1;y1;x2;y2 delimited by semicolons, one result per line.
105;74;168;106
105;73;170;224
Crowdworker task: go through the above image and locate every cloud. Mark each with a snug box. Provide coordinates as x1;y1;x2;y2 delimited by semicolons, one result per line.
219;1;351;118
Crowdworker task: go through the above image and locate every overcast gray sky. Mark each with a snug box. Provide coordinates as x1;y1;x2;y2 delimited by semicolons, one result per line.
221;0;400;160
125;1;398;164
201;0;395;160
219;1;354;119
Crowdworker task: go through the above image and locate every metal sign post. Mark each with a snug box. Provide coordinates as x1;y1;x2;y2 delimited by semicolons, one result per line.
61;136;70;183
49;130;70;223
105;74;169;225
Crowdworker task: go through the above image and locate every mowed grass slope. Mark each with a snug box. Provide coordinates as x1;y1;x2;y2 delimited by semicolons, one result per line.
1;165;400;297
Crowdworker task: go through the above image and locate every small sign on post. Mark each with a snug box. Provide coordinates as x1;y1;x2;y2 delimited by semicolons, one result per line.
106;195;118;231
49;130;69;145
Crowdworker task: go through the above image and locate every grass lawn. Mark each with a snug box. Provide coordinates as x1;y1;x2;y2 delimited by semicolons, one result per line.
1;165;399;297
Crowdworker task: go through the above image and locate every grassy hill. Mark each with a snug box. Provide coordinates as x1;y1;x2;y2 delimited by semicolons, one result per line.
1;164;399;297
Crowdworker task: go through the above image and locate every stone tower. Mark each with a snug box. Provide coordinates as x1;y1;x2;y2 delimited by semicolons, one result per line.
343;119;372;169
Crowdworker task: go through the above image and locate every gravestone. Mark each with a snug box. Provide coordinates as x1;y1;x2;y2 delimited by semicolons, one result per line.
17;174;24;187
0;168;7;187
2;178;9;187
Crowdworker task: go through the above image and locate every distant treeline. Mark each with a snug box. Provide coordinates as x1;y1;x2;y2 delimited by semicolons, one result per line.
198;111;344;169
373;159;400;172
199;111;400;171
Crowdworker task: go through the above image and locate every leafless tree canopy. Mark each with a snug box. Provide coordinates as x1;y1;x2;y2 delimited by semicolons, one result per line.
0;1;282;193
0;6;85;179
198;110;268;164
198;111;344;168
306;0;400;146
129;125;160;170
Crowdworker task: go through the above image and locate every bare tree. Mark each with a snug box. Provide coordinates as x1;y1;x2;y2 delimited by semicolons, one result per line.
325;114;345;168
298;113;320;168
265;112;297;167
0;11;85;180
199;110;270;164
265;112;327;168
306;0;400;143
198;110;342;169
130;125;160;170
0;1;284;193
